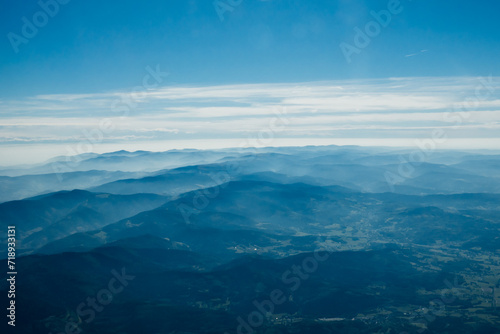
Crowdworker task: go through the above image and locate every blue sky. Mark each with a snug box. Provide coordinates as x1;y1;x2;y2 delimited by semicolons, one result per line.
1;0;500;164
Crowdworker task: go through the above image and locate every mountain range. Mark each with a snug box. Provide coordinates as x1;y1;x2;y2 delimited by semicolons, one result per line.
1;146;499;333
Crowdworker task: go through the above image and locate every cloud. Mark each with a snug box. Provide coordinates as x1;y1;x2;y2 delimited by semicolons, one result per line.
405;49;429;58
1;76;499;146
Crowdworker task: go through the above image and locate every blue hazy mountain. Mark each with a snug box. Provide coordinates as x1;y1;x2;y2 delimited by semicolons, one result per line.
37;179;500;257
0;189;168;253
89;148;500;195
0;170;148;203
2;147;499;202
1;146;499;333
0;149;243;176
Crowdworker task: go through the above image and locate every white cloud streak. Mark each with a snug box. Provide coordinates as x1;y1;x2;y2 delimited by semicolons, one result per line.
1;77;499;146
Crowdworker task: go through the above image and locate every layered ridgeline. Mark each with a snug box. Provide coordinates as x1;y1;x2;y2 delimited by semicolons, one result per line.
0;146;499;333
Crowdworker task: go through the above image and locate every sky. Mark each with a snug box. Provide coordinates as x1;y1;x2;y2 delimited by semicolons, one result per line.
1;0;500;165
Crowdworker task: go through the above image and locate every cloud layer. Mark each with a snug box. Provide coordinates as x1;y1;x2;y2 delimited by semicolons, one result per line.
1;76;499;147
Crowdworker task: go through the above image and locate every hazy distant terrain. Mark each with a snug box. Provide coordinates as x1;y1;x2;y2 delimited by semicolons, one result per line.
1;146;499;333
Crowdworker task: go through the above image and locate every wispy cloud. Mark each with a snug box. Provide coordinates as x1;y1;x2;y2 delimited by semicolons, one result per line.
1;77;499;146
405;49;429;58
